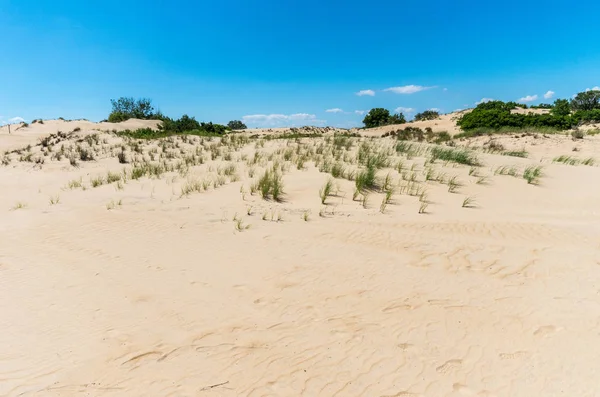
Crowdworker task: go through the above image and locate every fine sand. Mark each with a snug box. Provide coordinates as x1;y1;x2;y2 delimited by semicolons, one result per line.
2;118;600;396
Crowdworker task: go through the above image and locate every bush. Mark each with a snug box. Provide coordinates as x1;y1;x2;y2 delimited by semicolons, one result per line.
108;97;158;122
551;99;571;117
414;110;440;121
457;100;573;131
227;120;247;130
362;108;405;128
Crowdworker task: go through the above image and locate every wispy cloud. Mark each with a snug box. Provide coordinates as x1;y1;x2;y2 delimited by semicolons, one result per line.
475;98;494;105
356;89;375;97
586;86;600;91
543;90;555;99
8;116;25;123
428;108;441;112
384;85;435;94
325;108;343;113
354;110;366;115
518;94;538;103
395;107;415;114
242;113;325;127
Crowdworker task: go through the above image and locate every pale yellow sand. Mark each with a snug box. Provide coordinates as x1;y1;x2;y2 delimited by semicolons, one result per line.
2;118;600;396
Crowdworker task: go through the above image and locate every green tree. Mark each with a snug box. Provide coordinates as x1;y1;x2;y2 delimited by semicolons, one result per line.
571;90;600;111
227;120;247;130
551;99;571;117
363;108;390;128
388;112;406;125
362;108;405;128
108;97;157;122
414;110;440;121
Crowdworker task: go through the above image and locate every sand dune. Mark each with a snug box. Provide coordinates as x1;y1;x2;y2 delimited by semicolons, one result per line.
2;119;600;396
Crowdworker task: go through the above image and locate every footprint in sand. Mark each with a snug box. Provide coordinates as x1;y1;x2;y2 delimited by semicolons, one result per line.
436;359;462;374
533;325;557;337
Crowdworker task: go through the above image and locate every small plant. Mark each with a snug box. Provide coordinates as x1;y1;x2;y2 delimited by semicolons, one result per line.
462;196;476;208
362;192;369;209
418;201;428;214
91;176;105;188
67;178;83;189
319;178;335;204
234;217;251;232
572;130;584;140
49;195;60;205
380;189;394;213
106;171;122;183
118;150;128;164
302;210;310;221
523;166;543;185
502;150;528;158
12;202;27;210
447;176;461;193
256;168;284;201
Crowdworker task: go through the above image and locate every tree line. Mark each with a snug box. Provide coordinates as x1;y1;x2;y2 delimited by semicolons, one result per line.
107;97;247;134
457;90;600;131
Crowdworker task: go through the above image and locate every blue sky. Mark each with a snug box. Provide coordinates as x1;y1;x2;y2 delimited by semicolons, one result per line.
1;0;600;128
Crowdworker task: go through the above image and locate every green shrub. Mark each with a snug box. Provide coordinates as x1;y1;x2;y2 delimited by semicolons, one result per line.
457;100;573;131
363;108;405;128
414;110;440;121
227;120;247;130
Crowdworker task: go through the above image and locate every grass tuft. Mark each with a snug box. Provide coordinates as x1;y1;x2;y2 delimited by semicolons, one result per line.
319;178;335;205
523;166;543;185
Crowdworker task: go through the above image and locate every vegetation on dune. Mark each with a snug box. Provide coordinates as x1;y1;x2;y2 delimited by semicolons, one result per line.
108;97;160;122
227;120;247;130
414;110;440;121
457;91;600;133
362;108;406;128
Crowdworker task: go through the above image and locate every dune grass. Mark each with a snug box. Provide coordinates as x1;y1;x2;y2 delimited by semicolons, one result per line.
523;166;543;184
430;146;480;166
319;178;335;205
256;168;284;201
553;155;595;166
462;196;476;208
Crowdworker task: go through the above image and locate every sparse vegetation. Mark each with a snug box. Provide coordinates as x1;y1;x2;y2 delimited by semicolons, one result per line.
319;178;335;204
256;168;284;201
523;166;543;184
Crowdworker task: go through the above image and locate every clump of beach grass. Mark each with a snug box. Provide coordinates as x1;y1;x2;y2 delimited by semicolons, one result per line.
319;178;335;205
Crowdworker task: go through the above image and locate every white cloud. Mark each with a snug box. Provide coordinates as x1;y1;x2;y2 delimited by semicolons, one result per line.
395;107;415;114
543;90;555;99
325;108;343;113
428;108;441;112
356;89;375;97
8;116;25;123
475;98;494;105
518;94;538;103
384;85;434;94
354;110;366;115
242;113;325;127
586;86;600;91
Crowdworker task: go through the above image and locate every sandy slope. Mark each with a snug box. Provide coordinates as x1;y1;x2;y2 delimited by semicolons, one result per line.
2;120;600;396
